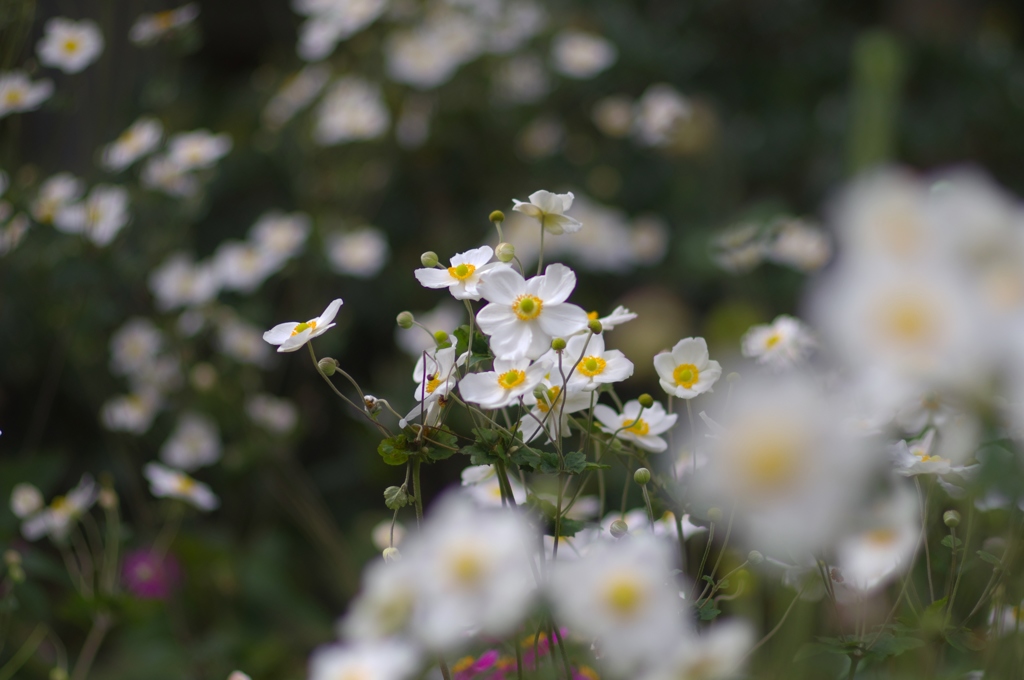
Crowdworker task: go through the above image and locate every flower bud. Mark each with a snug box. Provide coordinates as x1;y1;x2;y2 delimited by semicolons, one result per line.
587;319;603;334
533;385;549;401
551;337;567;351
364;395;383;416
610;519;629;538
434;330;450;346
495;242;515;262
383;547;402;563
943;510;961;528
489;210;505;223
317;357;338;376
726;372;741;383
747;550;764;565
638;393;655;409
634;468;651;485
420;251;439;268
384;486;410;510
396;311;415;329
708;507;723;523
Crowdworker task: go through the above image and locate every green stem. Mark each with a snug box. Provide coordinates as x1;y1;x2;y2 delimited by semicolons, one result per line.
71;613;111;680
412;458;424;526
741;584;806;661
915;477;936;602
641;485;656;530
0;625;47;680
537;225;545;276
945;506;974;628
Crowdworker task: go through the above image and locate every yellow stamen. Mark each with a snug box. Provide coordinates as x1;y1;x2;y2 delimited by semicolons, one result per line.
425;375;442;394
449;550;483;585
498;369;526;390
603;574;644;619
765;332;782;349
63;38;80;53
451;657;475;673
512;294;543;321
578;355;607;377
880;299;934;346
865;528;897;545
673;363;699;388
536;386;561;413
622;418;649;436
447;263;476;281
175;476;196;494
290;319;317;336
587;311;599;321
5;90;24;106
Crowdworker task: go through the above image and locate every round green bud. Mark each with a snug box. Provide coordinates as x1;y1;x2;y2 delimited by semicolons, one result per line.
433;330;449;345
420;251;439;268
638;393;655;409
489;210;505;224
587;319;603;334
943;510;961;528
396;311;415;329
533;385;549;401
726;372;741;383
495;242;515;262
317;357;338;376
382;547;401;563
747;550;764;566
610;519;629;538
634;467;651;485
551;337;567;351
708;507;723;523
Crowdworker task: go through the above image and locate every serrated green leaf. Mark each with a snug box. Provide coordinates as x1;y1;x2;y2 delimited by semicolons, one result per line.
977;550;1001;565
941;535;963;549
697;599;721;621
378;435;410;466
564;451;587;474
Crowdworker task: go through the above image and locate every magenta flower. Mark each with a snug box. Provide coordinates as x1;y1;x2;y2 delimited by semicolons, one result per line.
122;548;181;599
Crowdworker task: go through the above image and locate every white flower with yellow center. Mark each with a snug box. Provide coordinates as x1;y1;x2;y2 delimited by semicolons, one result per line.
314;76;390;145
101;117;163;171
549;535;690;678
54;184;131;246
476;263;590;359
263;298;343;353
10;483;44;519
160;413;221;471
518;374;593;443
400;346;460;428
326;227;390;278
32;173;83;224
342;557;419;641
149;253;220;310
0;71;53;119
836;485;920;593
551;29;618;80
594;399;677;452
246;393;298;434
308;641;419;680
213;240;281;293
549;332;633;391
458;357;549;409
129;4;200;45
414;246;506;301
512;190;582;234
249;211;311;263
20;475;98;541
167;129;232;171
587;305;638;332
654;337;722;399
740;315;815;370
460;464;526;507
639;620;755;680
37;17;104;74
262;64;330;130
141;154;199;197
891;429;969;477
217;315;273;367
989;599;1024;637
143;462;219;511
101;391;162;434
109;317;164;377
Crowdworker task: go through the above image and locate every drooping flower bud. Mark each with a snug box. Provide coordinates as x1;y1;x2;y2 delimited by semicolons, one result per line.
383;547;402;563
610;519;629;538
434;330;450;347
396;311;415;329
318;357;338;376
634;468;651;485
708;507;723;522
587;319;603;334
489;210;505;223
638;393;655;409
420;251;439;268
495;242;515;262
943;510;961;528
747;550;764;565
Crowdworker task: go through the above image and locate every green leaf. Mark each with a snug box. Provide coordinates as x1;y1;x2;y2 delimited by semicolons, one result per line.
564;451;587;474
510;445;541;470
537;450;561;474
946;628;985;652
378;435;410;466
977;550;1001;565
867;633;924;659
941;535;963;550
697;598;721;621
453;326;490;359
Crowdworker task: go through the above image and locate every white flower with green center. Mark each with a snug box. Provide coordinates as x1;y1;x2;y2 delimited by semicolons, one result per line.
101;117;163;172
414;246;505;301
740;315;815;370
20;475;98;541
0;71;53;119
594;399;677;452
262;298;343;352
308;641;419;680
458;357;548;409
143;462;219;511
587;304;637;331
476;263;590;360
400;346;460;427
654;337;722;399
37;18;104;74
512;190;582;234
543;332;633;391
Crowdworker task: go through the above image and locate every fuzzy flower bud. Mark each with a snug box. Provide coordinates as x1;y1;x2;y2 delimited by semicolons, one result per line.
943;510;961;528
551;337;567;351
495;241;515;262
318;357;338;376
747;550;764;565
708;507;723;523
489;210;505;223
396;311;415;329
383;547;402;563
420;251;439;268
610;519;629;538
587;319;603;334
634;467;651;485
637;393;655;409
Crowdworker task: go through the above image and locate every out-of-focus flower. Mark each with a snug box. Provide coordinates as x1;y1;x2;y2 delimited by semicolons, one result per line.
110;317;164;377
129;4;200;45
764;219;832;272
144;462;219;511
10;483;44;519
263;64;331;130
654;337;722;399
32;173;84;224
342;556;419;641
588;306;638;333
160;413;221;471
149;253;220;310
166;130;232;171
326;227;389;277
990;599;1024;637
385;13;482;89
263;298;343;352
371;518;405;550
711;222;765;274
0;213;29;257
513;190;581;235
294;0;388;61
395;302;463;358
459;358;549;409
308;641;419;680
249;211;310;263
740;315;815;370
0;71;53;118
54;184;131;246
141;155;199;197
633;84;692;148
101;117;163;171
314;77;390;145
246;393;299;433
213;241;281;294
516;116;564;160
639;621;754;680
122;548;182;599
414;246;504;301
226;673;251;680
101;391;161;434
592;95;634;138
37;18;104;74
550;29;617;79
460;464;526;507
492;54;549;104
594;399;677;453
395;94;433;149
216;315;272;366
21;476;98;541
835;485;920;593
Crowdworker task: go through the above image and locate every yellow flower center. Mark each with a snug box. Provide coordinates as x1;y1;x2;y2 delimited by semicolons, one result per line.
63;38;80;53
577;355;607;377
155;10;176;29
512;294;543;321
51;495;68;512
623;418;650;436
425;374;442;394
765;332;782;349
603;573;645;619
5;89;24;106
733;427;803;495
912;447;940;463
449;550;484;586
175;476;196;494
536;386;561;413
290;319;317;336
865;528;898;546
879;298;935;347
447;263;476;281
498;369;526;390
673;363;699;388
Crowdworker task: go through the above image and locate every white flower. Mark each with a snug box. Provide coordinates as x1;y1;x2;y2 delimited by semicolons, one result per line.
605;508;706;542
475;263;590;359
385;14;483;89
144;462;219;511
548;534;690;677
326;227;390;278
493;54;550;104
109;317;164;377
0;71;53;118
262;64;331;130
129;4;200;45
764;219;831;272
551;29;617;79
32;173;84;224
891;429;971;477
836;485;920;593
0;213;29;257
246;394;299;434
518;374;593;444
101;117;163;171
414;246;505;300
295;0;388;61
149;253;220;310
262;298;343;352
20;476;98;541
216;315;273;366
592;95;634;137
558;332;634;391
167;130;232;171
54;184;131;246
459;357;548;409
653;337;722;399
249;211;310;263
400;345;460;428
308;641;419;680
512;190;581;235
590;305;637;331
101;391;161;434
10;483;44;519
342;557;419;641
141;155;199;197
990;599;1024;637
371;518;406;550
37;18;104;74
639;620;755;680
740;315;815;370
314;77;390;145
160;413;221;471
212;241;281;293
632;84;691;147
594;399;677;453
226;672;251;680
460;464;526;507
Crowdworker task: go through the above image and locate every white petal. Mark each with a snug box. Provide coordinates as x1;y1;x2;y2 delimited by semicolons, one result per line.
278;327;313;352
528;190;561;214
544;213;582;234
671;337;710;365
513;200;543;219
536;263;577;304
476;302;516;335
415;267;456;289
452;245;493;267
264;322;298;345
317;298;344;326
489;320;534;360
537;303;589;338
477;266;524;305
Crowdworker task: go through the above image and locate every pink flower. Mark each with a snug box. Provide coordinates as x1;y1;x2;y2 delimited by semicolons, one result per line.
122;548;181;599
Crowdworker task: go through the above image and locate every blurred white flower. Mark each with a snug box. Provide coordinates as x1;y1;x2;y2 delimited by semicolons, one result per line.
130;4;200;45
314;77;390;145
249;211;311;263
653;337;722;399
551;29;617;79
54;184;131;246
835;485;920;593
308;641;418;680
342;557;419;640
990;599;1024;637
592;95;634;138
10;483;44;519
149;253;220;310
764;219;831;272
101;117;163;172
712;222;766;274
110;317;164;377
226;672;251;680
160;413;221;471
20;476;98;541
371;518;405;550
141;155;199;197
263;64;331;130
594;399;677;453
0;71;53;118
460;464;526;507
263;298;343;352
740;315;815;370
216;315;273;366
385;13;483;89
639;620;755;680
629;215;670;266
516;116;564;160
294;0;388;61
414;245;503;301
167;130;232;171
213;241;281;294
101;391;162;434
395;94;433;149
493;54;549;104
0;213;29;257
37;18;104;74
32;173;84;224
246;394;299;434
326;227;389;277
633;84;691;147
144;462;219;511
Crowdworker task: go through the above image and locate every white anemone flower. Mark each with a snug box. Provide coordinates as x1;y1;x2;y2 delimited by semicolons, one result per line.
129;4;200;45
246;394;299;434
341;558;419;641
891;429;972;477
0;71;53;118
10;483;44;519
167;130;232;171
654;337;722;399
589;305;638;331
212;240;281;293
400;345;460;427
314;76;390;145
326;227;390;278
216;315;273;366
475;263;590;359
54;184;131;246
143;462;219;511
414;246;506;301
740;315;815;370
554;332;634;391
141;154;199;197
594;399;677;452
262;64;330;130
460;464;526;507
606;508;706;542
550;29;617;79
21;476;98;541
512;190;582;234
149;253;220;310
101;117;163;171
37;18;104;74
548;534;690;677
309;641;418;680
32;173;83;223
101;391;161;434
262;298;343;352
990;600;1024;637
249;211;310;263
518;374;592;444
835;485;920;593
109;317;164;377
459;357;548;409
160;413;221;471
639;620;755;680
